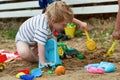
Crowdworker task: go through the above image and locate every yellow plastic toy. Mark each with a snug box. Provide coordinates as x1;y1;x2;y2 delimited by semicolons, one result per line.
106;40;118;57
0;63;6;72
84;29;97;51
58;46;64;56
64;23;76;38
16;72;25;79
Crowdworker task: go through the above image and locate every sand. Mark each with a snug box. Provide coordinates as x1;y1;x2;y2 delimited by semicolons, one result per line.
1;46;120;80
0;36;120;80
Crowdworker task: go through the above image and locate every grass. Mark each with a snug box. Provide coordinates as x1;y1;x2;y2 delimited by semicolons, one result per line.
75;30;84;37
90;18;115;47
0;29;18;40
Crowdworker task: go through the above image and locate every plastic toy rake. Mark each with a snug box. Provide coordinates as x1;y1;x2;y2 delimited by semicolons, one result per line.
106;40;118;57
84;29;97;51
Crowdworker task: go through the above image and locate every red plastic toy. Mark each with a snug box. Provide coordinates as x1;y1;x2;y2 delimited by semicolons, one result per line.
19;69;30;74
53;30;59;35
0;54;7;63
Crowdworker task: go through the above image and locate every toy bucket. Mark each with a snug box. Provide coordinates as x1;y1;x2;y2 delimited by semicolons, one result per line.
38;39;62;69
65;23;76;38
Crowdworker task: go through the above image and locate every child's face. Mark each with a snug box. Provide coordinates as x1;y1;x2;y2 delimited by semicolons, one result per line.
52;21;67;30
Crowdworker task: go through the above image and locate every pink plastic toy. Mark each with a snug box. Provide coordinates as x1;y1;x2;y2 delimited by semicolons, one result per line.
86;67;105;74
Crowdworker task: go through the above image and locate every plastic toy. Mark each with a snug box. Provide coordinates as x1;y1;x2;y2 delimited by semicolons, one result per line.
66;23;76;28
84;29;97;51
65;48;84;58
0;54;7;71
106;40;118;57
57;42;67;59
77;54;85;59
47;70;54;74
54;30;59;35
58;46;64;56
98;62;116;73
57;42;84;59
16;72;25;78
0;54;7;63
84;63;100;70
65;23;76;38
20;74;34;80
19;69;30;74
55;66;66;75
38;39;62;69
53;30;71;41
87;67;105;74
0;63;6;72
85;62;116;74
0;50;20;60
31;68;42;78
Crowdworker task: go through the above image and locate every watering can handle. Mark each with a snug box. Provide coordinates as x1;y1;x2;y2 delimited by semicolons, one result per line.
84;29;90;40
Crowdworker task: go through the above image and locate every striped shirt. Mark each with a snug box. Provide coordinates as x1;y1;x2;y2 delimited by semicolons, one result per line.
15;14;52;45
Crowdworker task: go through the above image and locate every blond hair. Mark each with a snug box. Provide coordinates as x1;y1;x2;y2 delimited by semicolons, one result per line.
45;1;74;23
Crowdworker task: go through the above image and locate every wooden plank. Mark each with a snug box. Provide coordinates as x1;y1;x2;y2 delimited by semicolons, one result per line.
0;9;42;18
0;0;118;10
0;0;11;1
0;1;39;10
63;0;118;5
0;4;118;18
72;4;118;14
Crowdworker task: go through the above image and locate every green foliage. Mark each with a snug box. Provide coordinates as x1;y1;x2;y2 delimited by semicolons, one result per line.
0;29;18;39
75;30;84;37
92;25;114;46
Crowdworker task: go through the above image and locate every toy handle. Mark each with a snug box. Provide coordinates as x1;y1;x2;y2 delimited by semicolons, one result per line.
110;40;118;50
106;40;118;57
84;29;91;40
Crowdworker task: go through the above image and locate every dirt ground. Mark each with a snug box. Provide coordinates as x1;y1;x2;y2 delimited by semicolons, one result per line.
0;38;120;80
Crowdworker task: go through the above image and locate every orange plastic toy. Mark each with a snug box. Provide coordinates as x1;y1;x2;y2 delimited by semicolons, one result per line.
55;66;66;75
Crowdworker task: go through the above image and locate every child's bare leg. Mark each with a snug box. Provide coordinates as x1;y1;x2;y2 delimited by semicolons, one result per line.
16;41;38;62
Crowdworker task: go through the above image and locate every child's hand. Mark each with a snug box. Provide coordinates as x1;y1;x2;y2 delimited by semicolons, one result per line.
112;30;120;40
80;22;88;30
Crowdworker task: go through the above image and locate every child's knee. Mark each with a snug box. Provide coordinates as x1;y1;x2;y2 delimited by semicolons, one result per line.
16;41;30;59
17;49;38;62
17;50;30;59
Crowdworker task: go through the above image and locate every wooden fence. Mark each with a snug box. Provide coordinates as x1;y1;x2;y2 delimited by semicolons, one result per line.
0;0;118;18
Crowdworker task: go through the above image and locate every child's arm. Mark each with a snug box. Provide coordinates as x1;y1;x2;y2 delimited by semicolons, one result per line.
38;43;51;66
73;18;88;30
112;0;120;39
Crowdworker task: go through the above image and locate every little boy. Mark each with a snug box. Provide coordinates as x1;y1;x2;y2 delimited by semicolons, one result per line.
15;1;87;66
